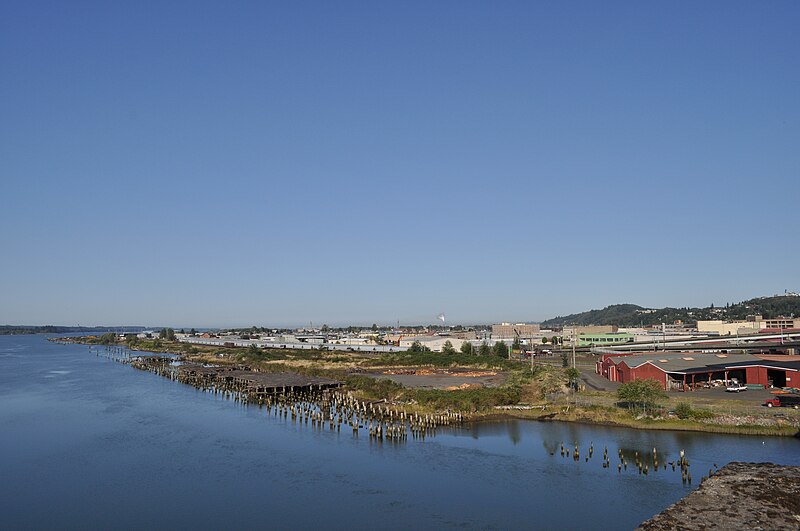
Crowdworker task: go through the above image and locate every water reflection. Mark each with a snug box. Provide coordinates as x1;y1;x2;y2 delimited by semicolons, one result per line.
2;335;799;531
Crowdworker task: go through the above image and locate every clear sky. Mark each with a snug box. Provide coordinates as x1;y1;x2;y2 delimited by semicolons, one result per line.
1;1;798;328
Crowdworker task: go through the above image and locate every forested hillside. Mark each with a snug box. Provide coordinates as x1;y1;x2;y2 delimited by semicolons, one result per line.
542;296;800;328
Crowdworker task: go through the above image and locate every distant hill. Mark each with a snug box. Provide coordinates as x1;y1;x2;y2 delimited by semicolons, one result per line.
0;325;145;336
541;296;800;328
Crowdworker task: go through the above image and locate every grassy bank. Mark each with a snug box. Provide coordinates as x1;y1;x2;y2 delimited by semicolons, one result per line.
54;336;800;437
473;404;800;437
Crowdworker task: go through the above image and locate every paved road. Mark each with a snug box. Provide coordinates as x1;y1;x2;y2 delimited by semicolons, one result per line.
579;368;620;391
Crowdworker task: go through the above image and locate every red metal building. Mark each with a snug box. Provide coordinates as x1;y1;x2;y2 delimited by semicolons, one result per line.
596;352;800;391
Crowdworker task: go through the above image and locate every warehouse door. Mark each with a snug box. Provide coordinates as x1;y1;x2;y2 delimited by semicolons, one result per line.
767;369;786;388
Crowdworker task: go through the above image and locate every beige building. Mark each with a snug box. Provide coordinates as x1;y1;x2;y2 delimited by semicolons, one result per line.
562;325;618;338
696;320;761;336
762;318;800;329
698;316;800;335
492;323;540;339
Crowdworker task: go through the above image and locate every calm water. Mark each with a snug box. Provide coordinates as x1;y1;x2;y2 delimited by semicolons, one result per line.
1;335;798;530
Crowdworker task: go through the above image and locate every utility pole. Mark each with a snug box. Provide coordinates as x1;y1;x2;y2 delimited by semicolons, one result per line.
572;328;576;369
530;331;535;374
531;346;534;373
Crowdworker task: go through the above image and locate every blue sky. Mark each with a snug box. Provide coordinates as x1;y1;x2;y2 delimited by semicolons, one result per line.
1;1;798;328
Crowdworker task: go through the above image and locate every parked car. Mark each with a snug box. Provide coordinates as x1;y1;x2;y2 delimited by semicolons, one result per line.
725;383;747;392
764;395;800;408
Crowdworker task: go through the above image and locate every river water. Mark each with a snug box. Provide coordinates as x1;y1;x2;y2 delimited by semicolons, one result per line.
1;335;798;530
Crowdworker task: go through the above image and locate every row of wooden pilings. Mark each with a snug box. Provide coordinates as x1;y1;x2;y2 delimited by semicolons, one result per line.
127;357;465;442
91;345;133;364
555;441;717;484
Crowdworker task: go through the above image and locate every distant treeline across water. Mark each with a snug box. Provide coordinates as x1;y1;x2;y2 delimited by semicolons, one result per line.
0;325;144;336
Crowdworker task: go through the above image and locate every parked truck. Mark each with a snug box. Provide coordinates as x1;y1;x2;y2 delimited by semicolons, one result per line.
763;395;800;408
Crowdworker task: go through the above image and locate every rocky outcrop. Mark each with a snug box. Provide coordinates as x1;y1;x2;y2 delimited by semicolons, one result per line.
638;462;800;530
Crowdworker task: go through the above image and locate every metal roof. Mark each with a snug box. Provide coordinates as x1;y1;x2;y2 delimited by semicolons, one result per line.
613;353;761;374
721;359;800;371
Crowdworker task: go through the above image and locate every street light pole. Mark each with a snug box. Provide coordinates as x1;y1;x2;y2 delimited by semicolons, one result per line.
572;329;576;369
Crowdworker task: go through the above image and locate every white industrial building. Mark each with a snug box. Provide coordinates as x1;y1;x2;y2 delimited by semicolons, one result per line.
398;336;471;352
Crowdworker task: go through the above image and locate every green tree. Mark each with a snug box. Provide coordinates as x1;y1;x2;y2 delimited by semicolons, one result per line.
478;341;491;356
247;344;260;357
492;341;508;358
190;328;197;335
158;328;176;341
460;341;474;355
541;337;549;344
551;335;559;345
616;379;667;412
371;323;378;332
98;332;116;345
565;368;581;389
408;340;430;353
441;340;456;355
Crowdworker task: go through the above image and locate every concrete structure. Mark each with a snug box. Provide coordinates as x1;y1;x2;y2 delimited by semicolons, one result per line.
491;323;540;339
596;351;800;391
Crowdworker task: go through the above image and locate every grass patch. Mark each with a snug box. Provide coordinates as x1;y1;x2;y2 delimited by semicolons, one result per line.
407;386;522;412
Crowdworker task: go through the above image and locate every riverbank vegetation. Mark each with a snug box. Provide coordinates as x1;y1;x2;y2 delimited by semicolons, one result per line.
54;336;800;437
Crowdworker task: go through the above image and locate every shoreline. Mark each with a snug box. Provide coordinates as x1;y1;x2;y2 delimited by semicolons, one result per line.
465;411;800;438
53;337;800;439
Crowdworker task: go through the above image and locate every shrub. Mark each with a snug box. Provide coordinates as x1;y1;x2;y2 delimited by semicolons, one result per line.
674;401;715;420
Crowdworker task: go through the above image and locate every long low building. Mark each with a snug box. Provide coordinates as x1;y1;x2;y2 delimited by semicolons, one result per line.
398;336;471;352
178;336;406;353
597;352;800;391
578;332;634;347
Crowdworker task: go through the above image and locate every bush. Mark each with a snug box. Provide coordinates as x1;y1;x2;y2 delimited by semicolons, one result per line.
345;375;404;401
674;401;715;420
674;401;692;419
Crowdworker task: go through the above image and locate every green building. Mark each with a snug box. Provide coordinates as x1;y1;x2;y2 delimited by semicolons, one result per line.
577;332;635;347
